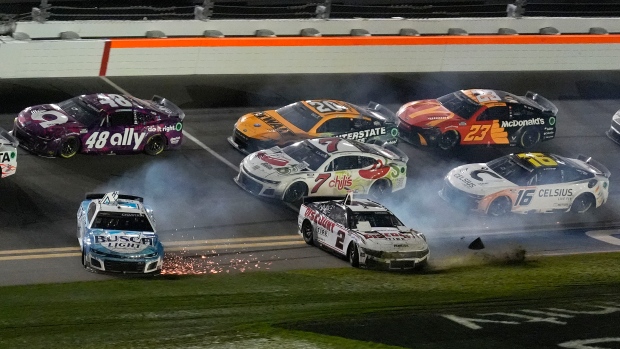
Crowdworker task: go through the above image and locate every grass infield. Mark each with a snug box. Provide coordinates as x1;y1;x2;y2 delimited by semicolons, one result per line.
0;252;619;348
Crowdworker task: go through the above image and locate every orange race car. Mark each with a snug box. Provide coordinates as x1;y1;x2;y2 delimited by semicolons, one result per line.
396;89;558;151
228;100;399;154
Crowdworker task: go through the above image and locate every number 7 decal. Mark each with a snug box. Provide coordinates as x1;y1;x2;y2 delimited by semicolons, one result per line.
318;138;341;153
312;173;331;194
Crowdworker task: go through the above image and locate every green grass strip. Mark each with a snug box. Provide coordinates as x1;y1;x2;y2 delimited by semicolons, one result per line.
0;252;619;348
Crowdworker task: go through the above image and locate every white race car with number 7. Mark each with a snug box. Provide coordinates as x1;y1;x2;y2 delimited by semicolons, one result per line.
235;137;408;202
440;152;611;216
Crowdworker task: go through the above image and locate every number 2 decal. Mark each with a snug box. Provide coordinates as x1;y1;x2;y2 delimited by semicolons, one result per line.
335;230;345;250
464;124;490;141
312;173;331;194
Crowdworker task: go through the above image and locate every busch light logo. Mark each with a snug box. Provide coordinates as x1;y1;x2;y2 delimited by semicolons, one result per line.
95;235;155;253
500;118;545;128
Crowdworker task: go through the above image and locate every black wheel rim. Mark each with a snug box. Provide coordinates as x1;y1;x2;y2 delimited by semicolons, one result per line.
62;138;77;157
522;130;540;148
490;198;510;216
439;132;458;150
285;184;304;202
370;181;389;198
574;197;592;213
149;138;164;154
303;224;312;241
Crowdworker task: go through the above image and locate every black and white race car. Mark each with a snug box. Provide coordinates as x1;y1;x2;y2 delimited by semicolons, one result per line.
298;194;429;270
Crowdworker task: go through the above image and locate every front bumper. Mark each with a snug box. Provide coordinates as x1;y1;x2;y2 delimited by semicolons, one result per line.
397;122;441;147
86;252;162;274
227;128;275;155
361;248;430;270
12;124;58;157
607;123;620;145
234;163;285;199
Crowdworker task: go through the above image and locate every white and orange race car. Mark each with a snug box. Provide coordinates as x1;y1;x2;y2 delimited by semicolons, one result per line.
228;100;399;154
235;137;408;202
440;152;610;216
397;89;558;150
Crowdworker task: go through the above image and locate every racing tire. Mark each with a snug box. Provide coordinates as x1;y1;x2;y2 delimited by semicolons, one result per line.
570;193;595;214
519;127;541;149
414;259;428;271
487;196;512;217
438;130;460;151
348;242;360;268
301;220;314;245
283;182;307;203
368;179;392;200
144;134;166;156
58;136;80;159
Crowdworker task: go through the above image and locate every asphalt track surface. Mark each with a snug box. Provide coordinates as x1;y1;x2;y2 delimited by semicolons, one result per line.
1;71;620;285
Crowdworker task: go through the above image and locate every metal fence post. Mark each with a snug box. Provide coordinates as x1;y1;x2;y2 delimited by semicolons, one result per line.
316;1;331;19
32;0;51;23
195;0;213;20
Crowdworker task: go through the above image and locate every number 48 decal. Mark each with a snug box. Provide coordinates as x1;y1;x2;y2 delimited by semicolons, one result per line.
514;189;536;206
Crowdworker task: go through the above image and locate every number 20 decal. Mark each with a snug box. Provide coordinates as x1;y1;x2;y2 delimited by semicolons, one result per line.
514;189;536;206
464;124;490;142
307;100;348;113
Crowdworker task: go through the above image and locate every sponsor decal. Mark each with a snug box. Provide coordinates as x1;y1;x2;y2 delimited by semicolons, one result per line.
94;235;155;251
85;129;146;150
538;188;573;197
337;127;387;142
500;118;545;128
169;136;181;145
549;116;556;126
454;173;476;189
255;113;291;135
305;208;336;232
329;174;352;190
148;124;179;133
257;152;289;166
363;232;411;240
0;152;15;162
470;169;501;181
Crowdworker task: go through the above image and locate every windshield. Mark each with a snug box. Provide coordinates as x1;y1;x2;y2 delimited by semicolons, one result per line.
275;102;319;132
91;212;154;232
437;91;480;120
282;141;329;171
487;155;532;185
58;97;101;127
351;211;404;228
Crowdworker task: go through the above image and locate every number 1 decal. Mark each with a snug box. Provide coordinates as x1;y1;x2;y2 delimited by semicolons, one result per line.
312;173;331;194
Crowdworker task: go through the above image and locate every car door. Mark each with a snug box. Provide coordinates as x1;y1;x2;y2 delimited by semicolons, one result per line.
322;205;348;255
320;155;359;196
514;167;565;212
465;105;510;145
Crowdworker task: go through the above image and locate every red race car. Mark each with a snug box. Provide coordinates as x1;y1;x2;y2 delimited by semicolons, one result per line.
396;89;558;150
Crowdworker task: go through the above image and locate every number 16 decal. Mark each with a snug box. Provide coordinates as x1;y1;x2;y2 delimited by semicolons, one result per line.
514;189;535;206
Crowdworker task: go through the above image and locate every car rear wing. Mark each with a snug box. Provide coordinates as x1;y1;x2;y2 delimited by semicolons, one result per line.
152;95;185;120
577;155;611;178
367;101;398;124
85;193;144;203
0;128;18;147
525;91;558;116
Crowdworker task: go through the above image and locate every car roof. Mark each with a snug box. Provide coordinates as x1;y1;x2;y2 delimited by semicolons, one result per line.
79;94;153;113
343;199;390;212
90;192;145;214
509;152;587;172
461;89;524;106
300;100;360;118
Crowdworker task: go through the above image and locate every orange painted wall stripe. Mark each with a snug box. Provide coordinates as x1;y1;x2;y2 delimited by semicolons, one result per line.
109;34;620;49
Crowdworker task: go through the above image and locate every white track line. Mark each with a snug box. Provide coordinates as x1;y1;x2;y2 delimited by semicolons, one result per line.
100;76;237;171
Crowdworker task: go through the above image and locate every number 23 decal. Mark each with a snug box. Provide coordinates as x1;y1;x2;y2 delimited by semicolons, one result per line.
464;124;490;142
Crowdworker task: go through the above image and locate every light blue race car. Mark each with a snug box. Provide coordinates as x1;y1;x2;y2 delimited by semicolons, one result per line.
77;191;164;274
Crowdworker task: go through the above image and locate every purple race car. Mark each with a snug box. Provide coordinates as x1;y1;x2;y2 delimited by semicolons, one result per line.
12;93;185;158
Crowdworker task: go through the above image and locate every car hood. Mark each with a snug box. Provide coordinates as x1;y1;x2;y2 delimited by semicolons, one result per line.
17;104;84;136
235;111;298;141
357;227;428;252
398;99;464;127
89;230;159;255
243;147;310;180
447;163;517;195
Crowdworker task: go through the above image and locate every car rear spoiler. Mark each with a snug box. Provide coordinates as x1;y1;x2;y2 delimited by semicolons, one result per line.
152;95;185;120
577;155;611;178
85;193;144;203
525;91;558;116
367;101;398;123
